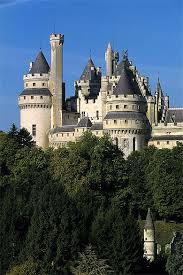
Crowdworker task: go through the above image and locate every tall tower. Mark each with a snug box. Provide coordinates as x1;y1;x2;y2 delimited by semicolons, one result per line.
144;208;156;262
105;43;113;77
18;51;52;148
49;33;64;128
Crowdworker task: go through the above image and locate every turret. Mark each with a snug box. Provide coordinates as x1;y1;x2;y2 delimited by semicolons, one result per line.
49;33;64;128
18;51;52;148
144;208;156;262
105;43;113;77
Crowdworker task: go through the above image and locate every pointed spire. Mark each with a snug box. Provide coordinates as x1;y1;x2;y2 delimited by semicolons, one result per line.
29;51;50;74
156;77;163;97
144;208;155;230
80;58;96;80
107;42;112;50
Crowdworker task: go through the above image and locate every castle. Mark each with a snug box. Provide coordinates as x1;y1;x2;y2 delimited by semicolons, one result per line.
18;33;183;157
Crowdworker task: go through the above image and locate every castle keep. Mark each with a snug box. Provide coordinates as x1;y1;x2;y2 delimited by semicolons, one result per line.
18;33;183;157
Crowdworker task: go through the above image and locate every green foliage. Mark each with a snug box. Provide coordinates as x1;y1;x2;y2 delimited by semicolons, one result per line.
1;129;183;275
6;258;39;275
23;182;84;274
71;244;113;275
166;237;183;275
91;206;143;274
88;135;128;195
147;146;183;220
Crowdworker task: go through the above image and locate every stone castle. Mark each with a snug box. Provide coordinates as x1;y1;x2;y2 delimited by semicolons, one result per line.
18;33;183;157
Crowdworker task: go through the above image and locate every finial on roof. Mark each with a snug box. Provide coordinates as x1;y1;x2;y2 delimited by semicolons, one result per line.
122;49;128;61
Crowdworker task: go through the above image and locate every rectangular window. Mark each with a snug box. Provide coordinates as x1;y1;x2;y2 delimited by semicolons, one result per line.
96;110;99;120
31;96;34;99
157;141;160;145
32;124;36;137
167;141;169;144
116;105;119;109
33;83;36;87
124;105;127;109
114;120;117;124
110;105;112;110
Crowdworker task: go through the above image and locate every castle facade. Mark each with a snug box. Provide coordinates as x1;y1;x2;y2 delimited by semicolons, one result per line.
18;33;183;157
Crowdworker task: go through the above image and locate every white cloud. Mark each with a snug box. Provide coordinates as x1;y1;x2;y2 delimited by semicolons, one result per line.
0;0;33;8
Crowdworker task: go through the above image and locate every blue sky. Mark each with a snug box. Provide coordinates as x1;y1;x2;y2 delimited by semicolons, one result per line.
0;0;182;131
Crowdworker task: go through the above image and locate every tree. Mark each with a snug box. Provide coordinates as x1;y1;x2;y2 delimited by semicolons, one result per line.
6;258;39;275
166;237;183;275
126;146;156;218
91;207;143;274
22;182;84;274
71;244;113;275
88;135;127;195
146;148;183;220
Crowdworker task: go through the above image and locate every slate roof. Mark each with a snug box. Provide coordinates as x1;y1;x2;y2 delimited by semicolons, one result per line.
80;58;95;80
90;123;103;130
20;88;52;96
104;111;148;121
151;135;183;141
166;109;183;123
29;51;50;74
144;208;154;230
114;67;141;96
77;117;92;128
51;125;76;134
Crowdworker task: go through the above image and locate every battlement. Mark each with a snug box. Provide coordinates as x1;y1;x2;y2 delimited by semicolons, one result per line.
107;94;146;102
24;73;49;80
50;33;64;43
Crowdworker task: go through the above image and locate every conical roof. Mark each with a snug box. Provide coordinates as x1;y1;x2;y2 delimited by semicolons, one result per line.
114;69;135;96
77;117;92;128
144;208;155;230
80;58;95;80
29;51;50;74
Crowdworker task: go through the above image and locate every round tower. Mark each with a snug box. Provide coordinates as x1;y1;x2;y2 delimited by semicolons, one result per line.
18;51;52;148
49;33;64;128
105;43;113;77
144;208;156;262
103;61;151;157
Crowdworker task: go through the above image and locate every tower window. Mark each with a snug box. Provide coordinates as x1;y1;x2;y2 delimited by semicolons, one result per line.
133;137;136;151
33;83;36;87
32;124;36;137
